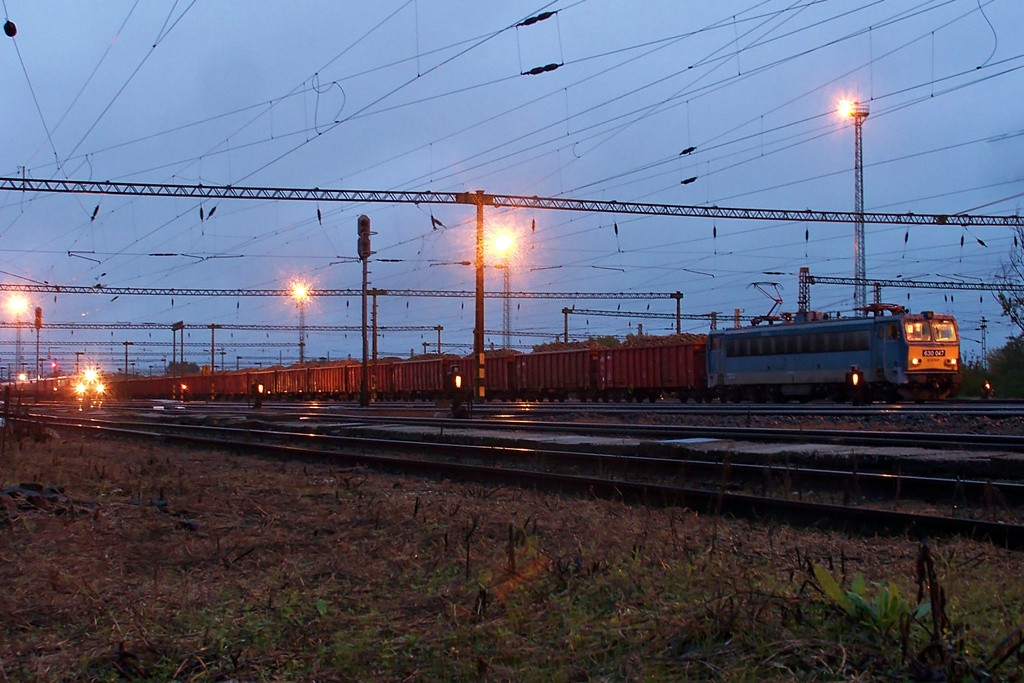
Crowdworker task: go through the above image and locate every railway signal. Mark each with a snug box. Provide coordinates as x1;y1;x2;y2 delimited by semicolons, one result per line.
357;214;372;260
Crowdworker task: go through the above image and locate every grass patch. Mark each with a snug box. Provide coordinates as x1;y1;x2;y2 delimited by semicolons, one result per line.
1;433;1024;680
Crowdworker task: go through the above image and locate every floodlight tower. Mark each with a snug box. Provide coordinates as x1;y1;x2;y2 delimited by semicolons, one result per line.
841;100;870;314
291;281;310;364
493;233;515;349
7;295;28;378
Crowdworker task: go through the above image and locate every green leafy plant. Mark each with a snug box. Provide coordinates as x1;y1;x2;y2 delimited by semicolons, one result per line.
814;564;930;635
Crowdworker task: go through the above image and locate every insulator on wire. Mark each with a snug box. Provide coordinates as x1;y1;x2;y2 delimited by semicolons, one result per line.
517;11;555;27
523;63;561;76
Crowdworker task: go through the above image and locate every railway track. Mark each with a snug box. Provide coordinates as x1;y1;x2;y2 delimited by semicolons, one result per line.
20;405;1024;550
46;399;1024;453
27;397;1024;420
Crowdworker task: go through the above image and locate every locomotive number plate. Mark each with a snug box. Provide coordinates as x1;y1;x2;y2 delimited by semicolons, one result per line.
922;349;945;357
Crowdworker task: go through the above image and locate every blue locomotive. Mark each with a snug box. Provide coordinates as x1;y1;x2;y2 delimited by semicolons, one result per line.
707;306;960;402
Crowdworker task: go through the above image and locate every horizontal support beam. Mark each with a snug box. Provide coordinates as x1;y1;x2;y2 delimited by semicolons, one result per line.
3;176;1021;226
0;283;680;300
807;275;1024;293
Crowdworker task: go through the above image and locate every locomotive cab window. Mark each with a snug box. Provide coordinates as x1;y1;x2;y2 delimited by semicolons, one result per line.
904;321;929;342
932;321;957;342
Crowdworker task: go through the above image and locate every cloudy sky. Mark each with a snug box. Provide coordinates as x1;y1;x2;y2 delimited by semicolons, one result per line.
1;0;1022;374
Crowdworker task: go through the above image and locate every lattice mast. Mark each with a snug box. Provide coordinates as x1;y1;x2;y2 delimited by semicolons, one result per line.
851;102;870;314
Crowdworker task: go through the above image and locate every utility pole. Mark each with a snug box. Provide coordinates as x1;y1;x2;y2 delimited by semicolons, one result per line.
671;291;683;334
502;263;511;349
371;289;380;401
297;301;306;363
473;190;489;403
123;341;133;376
171;321;183;400
171;321;184;369
33;307;41;401
209;324;220;373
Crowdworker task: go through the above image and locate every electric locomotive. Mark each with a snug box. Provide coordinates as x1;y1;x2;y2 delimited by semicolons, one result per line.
706;305;960;402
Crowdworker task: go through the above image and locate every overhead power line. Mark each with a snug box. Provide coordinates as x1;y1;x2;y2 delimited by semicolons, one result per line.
2;177;1022;226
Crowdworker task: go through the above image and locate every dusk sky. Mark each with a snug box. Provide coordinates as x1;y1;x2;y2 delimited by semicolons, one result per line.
2;0;1022;374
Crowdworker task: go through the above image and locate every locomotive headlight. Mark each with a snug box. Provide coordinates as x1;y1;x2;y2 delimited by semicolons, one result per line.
946;358;957;367
454;374;462;390
75;383;87;396
94;383;105;394
911;358;921;366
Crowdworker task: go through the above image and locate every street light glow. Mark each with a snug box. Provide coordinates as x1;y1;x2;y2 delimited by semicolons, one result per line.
837;98;868;121
493;233;514;256
290;281;310;302
7;295;28;316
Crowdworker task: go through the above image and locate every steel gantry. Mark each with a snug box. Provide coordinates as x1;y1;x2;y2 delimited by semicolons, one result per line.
797;267;1024;311
2;177;1022;226
561;307;762;340
5;176;1023;400
0;283;680;300
0;322;446;332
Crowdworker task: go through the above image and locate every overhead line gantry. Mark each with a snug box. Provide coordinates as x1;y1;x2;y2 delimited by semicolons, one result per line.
0;283;681;302
2;177;1022;226
6;176;1023;401
798;267;1024;311
0;322;443;332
